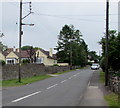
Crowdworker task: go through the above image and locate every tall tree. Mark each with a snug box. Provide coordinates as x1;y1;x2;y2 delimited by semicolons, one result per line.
56;25;88;66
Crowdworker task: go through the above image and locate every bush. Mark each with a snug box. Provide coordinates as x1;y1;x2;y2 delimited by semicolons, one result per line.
22;59;30;64
0;60;5;65
100;57;105;72
87;62;92;66
53;64;59;66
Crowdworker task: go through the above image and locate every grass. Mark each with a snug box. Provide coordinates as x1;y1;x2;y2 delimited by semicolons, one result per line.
2;75;52;87
100;71;105;83
99;71;119;108
104;93;119;108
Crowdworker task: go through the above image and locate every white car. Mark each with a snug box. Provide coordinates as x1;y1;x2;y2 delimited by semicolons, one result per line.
91;64;100;70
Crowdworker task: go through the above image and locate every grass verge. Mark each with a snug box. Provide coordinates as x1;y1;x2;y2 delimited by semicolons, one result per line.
2;75;52;87
100;71;105;83
104;93;119;108
99;71;119;108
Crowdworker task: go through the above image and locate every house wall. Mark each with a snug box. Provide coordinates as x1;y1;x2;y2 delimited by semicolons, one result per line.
36;50;56;66
44;58;55;66
0;52;5;61
6;52;19;64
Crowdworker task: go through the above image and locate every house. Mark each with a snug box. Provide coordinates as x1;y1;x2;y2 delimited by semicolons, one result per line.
35;48;57;66
5;50;29;64
0;48;57;65
0;51;6;61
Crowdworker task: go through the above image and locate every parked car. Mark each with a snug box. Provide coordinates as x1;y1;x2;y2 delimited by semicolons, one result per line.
91;64;100;70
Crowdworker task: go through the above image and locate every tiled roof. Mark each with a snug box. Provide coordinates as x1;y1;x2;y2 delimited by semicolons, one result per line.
2;51;9;56
14;51;29;58
40;49;57;60
2;48;57;60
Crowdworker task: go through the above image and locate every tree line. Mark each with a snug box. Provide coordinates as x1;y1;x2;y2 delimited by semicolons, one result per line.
99;30;120;71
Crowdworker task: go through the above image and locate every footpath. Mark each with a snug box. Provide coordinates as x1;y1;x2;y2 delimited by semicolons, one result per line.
80;70;108;107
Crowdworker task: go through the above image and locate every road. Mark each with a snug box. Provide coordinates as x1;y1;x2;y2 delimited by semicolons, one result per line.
2;68;95;106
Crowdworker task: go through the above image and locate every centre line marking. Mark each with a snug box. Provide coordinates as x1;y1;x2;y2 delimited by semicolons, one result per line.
73;74;77;77
68;77;73;79
12;91;42;103
46;84;58;90
60;80;67;83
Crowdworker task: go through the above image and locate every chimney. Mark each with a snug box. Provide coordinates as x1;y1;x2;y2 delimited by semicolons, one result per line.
49;48;53;57
13;46;16;52
16;48;19;52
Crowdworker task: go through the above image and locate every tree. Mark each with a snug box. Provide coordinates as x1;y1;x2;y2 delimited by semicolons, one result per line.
88;51;99;63
21;45;36;63
0;42;7;51
56;25;88;66
99;30;120;71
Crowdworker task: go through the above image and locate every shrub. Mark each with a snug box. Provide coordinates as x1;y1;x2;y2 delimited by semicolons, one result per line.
100;57;105;72
0;60;6;65
22;59;30;64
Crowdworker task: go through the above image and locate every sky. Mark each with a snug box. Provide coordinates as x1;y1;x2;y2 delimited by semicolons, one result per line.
0;0;119;55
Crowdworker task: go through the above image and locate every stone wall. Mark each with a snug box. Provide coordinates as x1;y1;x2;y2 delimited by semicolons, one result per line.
108;70;120;94
2;64;70;80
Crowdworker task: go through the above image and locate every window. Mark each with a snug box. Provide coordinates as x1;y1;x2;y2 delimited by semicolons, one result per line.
7;59;14;64
36;57;44;64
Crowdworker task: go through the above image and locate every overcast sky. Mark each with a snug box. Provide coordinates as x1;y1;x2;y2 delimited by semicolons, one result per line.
0;0;119;54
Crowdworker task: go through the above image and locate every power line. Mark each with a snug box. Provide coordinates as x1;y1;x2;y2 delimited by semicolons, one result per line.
34;12;118;23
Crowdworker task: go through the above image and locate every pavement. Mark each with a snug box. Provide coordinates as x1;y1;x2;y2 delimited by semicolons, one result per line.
80;69;108;107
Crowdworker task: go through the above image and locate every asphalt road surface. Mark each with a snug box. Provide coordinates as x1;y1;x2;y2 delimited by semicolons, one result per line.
2;68;95;106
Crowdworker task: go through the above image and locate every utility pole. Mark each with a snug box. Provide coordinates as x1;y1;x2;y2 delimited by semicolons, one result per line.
105;0;109;86
18;0;34;83
18;0;22;83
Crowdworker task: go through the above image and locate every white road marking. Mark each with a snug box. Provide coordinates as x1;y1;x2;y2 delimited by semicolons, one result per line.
46;84;58;90
12;91;42;103
68;76;73;79
60;80;67;83
73;74;77;77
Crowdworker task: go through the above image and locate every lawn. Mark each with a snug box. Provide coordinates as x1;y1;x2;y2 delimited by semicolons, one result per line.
2;75;52;87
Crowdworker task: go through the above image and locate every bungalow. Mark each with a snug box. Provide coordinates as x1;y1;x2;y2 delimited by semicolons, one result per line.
0;48;57;66
35;48;57;66
5;51;29;64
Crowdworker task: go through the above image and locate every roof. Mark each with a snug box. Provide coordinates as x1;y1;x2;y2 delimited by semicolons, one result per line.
14;51;29;58
2;50;29;58
1;48;57;60
39;49;57;60
2;51;9;56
